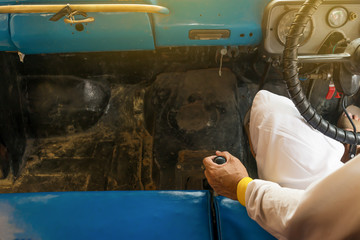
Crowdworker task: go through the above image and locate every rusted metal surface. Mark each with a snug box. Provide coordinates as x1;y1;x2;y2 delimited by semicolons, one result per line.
0;85;155;193
0;50;267;193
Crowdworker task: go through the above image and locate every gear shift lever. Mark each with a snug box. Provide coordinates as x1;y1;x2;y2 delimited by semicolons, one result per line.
213;156;227;164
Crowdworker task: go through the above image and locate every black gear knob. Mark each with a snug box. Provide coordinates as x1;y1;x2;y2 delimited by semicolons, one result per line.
213;156;227;165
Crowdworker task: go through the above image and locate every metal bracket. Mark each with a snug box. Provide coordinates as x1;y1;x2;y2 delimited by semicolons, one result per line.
49;4;94;26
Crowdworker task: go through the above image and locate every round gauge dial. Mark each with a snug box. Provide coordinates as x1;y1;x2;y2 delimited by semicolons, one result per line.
327;7;348;28
277;10;313;46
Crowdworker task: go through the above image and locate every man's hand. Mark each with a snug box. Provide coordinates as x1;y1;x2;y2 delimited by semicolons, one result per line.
203;151;249;200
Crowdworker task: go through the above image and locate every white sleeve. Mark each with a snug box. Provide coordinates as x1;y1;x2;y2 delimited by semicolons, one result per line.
245;155;360;240
245;179;303;239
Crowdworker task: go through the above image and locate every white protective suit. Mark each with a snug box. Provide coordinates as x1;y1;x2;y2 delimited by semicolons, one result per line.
249;90;344;190
245;90;360;239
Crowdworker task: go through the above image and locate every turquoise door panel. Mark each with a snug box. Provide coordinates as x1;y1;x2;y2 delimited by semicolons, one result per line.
0;13;16;51
0;191;213;240
10;12;155;54
0;0;271;53
153;0;270;47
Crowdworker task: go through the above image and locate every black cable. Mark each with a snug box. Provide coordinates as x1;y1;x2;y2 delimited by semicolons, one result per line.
341;96;357;159
306;79;315;99
258;62;271;90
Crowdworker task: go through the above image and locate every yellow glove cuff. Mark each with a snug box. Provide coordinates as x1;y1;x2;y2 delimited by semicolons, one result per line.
237;177;253;206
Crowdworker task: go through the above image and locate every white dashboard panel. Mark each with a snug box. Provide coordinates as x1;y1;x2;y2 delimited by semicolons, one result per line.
263;0;360;55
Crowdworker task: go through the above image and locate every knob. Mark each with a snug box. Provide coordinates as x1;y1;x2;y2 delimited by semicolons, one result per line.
213;156;227;165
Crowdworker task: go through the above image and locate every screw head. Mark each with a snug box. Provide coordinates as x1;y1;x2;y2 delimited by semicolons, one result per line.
349;12;357;21
75;23;84;32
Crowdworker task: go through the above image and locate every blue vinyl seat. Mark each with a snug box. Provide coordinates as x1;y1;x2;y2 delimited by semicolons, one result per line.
214;196;276;240
0;190;278;240
0;191;213;240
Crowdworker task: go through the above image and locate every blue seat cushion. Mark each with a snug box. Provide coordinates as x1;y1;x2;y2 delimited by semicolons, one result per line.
214;196;276;240
0;190;213;240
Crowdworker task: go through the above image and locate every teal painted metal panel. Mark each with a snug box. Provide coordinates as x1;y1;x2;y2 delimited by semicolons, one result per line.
10;12;155;54
0;14;16;51
0;0;271;53
0;191;213;240
153;0;271;47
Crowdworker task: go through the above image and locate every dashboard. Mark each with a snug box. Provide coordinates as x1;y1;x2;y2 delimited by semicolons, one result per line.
263;0;360;55
0;0;271;54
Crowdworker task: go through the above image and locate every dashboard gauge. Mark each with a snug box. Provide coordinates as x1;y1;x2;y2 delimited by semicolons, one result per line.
277;10;313;46
327;7;348;28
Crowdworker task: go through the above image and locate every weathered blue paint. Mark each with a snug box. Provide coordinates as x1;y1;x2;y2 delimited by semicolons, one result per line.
153;0;271;47
10;12;155;54
214;196;276;240
0;14;16;51
0;0;270;53
0;191;213;240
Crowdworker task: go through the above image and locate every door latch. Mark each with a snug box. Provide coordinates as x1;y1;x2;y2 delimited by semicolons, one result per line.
49;5;94;31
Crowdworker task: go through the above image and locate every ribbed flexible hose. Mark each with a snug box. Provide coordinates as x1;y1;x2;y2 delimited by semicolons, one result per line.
283;0;360;144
